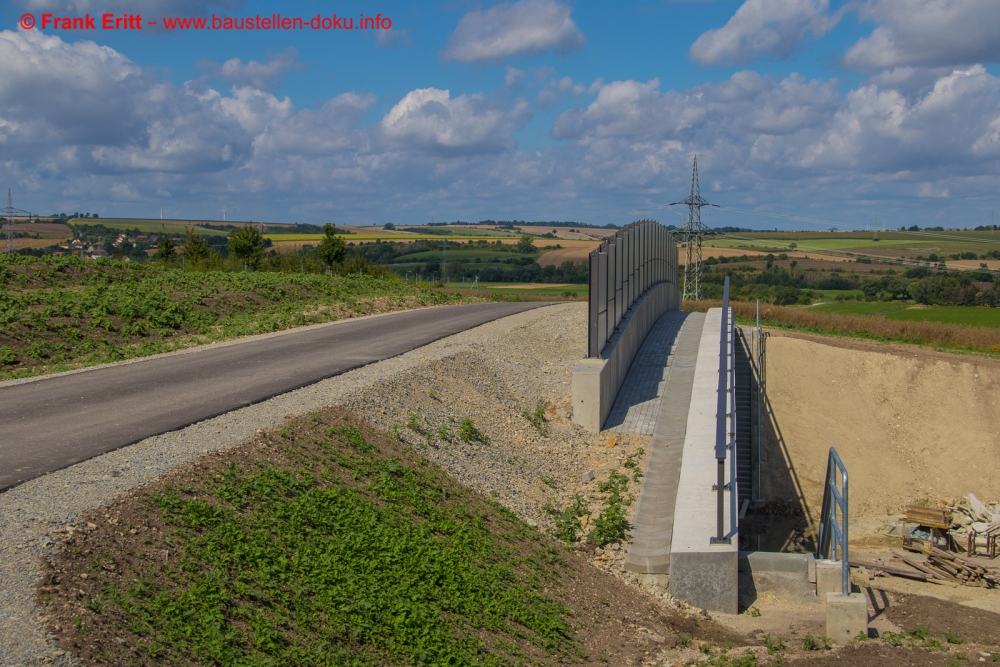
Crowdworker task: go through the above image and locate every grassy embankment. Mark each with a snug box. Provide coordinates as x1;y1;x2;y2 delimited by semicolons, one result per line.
0;255;492;380
38;408;708;665
685;299;1000;356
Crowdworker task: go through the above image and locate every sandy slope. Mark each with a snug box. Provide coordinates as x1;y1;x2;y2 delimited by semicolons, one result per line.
761;332;1000;522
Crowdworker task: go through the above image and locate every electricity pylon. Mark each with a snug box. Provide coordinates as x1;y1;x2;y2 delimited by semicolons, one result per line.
670;156;718;300
2;190;32;254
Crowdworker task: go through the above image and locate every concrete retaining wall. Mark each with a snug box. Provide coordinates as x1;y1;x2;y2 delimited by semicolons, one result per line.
571;282;681;433
669;308;739;614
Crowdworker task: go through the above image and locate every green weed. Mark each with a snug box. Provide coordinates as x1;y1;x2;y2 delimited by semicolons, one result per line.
801;634;831;651
524;404;548;436
763;634;785;654
587;470;632;547
458;418;489;444
622;449;645;483
548;495;589;544
406;412;421;433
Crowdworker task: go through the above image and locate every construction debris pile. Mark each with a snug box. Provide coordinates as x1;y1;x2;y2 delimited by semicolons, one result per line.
946;494;1000;558
852;495;1000;589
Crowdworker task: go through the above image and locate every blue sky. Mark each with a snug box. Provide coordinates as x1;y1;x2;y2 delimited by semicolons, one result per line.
3;0;1000;230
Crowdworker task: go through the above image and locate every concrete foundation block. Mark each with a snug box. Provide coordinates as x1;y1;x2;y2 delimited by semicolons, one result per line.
825;592;868;644
815;559;846;598
740;551;811;575
670;550;738;615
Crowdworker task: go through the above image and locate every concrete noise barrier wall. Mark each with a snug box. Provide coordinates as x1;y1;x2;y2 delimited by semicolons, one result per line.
571;219;680;433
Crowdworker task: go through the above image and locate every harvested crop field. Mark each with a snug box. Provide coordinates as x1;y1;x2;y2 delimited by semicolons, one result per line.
536;242;601;266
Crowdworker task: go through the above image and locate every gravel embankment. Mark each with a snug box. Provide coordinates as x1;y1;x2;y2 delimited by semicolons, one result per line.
0;302;653;666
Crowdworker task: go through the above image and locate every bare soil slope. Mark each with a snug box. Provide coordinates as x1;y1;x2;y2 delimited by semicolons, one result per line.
761;331;1000;525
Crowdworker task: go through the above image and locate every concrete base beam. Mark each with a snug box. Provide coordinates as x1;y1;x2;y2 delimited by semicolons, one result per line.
816;559;846;598
825;592;868;644
739;551;814;576
671;551;739;615
668;308;738;615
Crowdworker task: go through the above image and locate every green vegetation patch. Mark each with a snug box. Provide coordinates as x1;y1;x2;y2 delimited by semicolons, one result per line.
0;255;480;379
812;301;1000;328
41;408;578;665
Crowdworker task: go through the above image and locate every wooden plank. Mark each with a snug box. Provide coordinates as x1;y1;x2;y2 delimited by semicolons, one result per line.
849;559;930;582
894;552;962;584
902;505;952;529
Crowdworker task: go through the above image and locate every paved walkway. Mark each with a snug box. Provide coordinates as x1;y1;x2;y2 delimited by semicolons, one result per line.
604;311;689;435
624;311;707;574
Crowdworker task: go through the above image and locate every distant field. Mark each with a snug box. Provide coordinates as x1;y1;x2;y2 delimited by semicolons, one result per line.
537;244;600;266
708;231;1000;264
708;237;925;251
811;289;864;298
72;219;231;236
811;300;1000;328
7;223;72;235
447;282;587;298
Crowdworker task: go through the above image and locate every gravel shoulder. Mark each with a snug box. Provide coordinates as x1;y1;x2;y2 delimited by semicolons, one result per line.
0;302;654;666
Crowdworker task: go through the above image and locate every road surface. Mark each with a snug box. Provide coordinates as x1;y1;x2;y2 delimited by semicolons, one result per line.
0;302;546;491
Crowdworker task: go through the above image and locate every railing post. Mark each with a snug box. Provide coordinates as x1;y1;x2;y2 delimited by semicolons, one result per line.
817;447;850;595
588;248;599;357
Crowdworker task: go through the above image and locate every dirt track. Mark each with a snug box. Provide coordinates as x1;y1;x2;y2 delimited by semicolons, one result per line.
761;332;1000;525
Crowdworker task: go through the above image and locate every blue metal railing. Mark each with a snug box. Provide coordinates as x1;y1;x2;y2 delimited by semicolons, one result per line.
711;276;734;544
817;447;850;595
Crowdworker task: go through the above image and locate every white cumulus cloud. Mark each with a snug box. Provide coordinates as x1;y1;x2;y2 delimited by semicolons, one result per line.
380;88;531;155
843;0;1000;71
442;0;585;63
206;48;304;91
690;0;842;66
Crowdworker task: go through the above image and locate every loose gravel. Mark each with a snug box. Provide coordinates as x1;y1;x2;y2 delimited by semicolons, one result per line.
0;302;657;666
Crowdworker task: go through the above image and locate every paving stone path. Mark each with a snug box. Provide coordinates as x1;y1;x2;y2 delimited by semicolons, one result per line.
623;311;707;574
604;311;689;435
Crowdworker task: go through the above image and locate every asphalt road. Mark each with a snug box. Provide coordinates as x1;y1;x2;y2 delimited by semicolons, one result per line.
0;302;546;492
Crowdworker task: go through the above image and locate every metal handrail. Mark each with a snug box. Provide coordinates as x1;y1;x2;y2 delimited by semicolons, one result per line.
817;447;850;595
711;276;732;544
